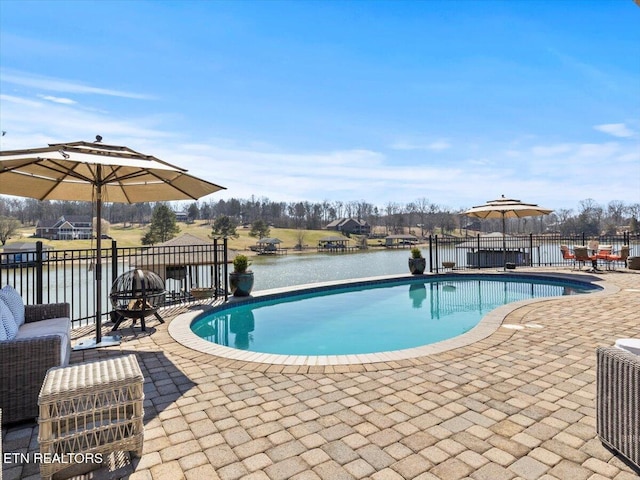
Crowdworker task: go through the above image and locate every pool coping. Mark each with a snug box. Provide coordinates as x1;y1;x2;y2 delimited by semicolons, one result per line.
168;271;618;366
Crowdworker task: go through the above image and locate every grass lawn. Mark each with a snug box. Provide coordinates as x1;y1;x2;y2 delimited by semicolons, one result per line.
7;221;353;253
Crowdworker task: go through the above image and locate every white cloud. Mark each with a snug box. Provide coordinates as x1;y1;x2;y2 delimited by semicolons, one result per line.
38;95;76;105
0;94;43;107
576;142;620;158
531;144;572;156
594;123;635;138
0;93;170;150
390;140;451;151
1;70;154;100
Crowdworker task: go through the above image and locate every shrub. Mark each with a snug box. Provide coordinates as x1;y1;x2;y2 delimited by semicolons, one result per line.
233;254;251;273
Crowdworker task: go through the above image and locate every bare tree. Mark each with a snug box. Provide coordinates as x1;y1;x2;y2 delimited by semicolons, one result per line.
0;216;21;245
295;229;306;250
414;197;430;237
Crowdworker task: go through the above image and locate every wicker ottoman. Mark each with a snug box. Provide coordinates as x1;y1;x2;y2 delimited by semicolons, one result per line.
596;346;640;470
628;256;640;270
38;354;144;480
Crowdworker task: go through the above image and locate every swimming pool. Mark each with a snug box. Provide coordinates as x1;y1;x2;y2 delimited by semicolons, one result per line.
190;274;600;357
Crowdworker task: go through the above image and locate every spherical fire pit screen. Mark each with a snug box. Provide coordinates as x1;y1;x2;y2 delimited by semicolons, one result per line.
110;269;166;331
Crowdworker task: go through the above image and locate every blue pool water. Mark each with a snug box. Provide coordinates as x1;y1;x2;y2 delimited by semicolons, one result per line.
191;276;598;356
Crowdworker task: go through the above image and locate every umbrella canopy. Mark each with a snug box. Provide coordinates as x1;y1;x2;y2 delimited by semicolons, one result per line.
0;141;223;203
463;195;552;269
463;195;552;220
0;139;225;348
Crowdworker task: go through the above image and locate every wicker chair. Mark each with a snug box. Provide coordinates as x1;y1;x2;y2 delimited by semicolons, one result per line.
0;303;70;424
596;346;640;470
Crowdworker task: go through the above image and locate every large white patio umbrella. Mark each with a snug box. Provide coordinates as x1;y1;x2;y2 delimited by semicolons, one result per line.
0;138;225;349
463;195;553;270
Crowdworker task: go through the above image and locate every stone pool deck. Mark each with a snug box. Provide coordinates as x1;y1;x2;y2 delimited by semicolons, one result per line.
2;268;639;480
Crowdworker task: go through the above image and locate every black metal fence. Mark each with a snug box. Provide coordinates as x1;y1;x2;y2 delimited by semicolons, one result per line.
1;239;228;329
428;232;637;273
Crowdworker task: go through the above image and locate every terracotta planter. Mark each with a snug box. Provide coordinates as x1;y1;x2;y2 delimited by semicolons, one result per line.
229;271;254;297
408;257;426;275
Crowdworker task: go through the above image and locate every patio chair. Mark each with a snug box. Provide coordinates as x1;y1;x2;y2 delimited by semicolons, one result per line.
573;246;598;271
605;245;630;270
596;245;613;270
560;245;575;267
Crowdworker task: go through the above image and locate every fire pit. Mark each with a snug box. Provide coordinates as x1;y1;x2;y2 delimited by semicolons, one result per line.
110;269;166;331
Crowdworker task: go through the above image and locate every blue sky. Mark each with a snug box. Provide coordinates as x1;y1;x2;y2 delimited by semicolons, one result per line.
1;0;639;212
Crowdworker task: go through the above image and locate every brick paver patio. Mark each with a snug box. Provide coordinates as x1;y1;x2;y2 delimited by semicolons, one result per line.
2;269;639;480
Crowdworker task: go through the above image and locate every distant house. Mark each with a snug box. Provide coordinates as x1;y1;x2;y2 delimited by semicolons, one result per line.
174;211;189;222
1;242;53;266
326;217;371;235
35;216;93;240
463;220;482;232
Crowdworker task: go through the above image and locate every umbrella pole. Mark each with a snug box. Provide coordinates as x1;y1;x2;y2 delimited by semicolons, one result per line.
96;187;102;344
73;166;121;350
502;214;507;271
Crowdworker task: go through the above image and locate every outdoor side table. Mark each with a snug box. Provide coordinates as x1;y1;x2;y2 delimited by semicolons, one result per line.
37;354;144;480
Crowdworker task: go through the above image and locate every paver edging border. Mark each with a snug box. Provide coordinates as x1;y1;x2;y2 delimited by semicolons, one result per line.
167;272;617;372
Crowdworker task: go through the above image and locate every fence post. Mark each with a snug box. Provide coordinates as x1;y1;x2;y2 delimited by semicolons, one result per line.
477;234;481;269
111;240;118;285
434;235;439;273
529;233;534;266
428;235;433;273
213;238;219;296
223;238;229;301
36;241;43;304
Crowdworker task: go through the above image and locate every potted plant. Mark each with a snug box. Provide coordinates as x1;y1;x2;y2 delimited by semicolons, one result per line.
229;254;254;297
408;247;426;275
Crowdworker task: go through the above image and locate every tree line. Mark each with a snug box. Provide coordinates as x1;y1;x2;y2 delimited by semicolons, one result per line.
0;195;638;245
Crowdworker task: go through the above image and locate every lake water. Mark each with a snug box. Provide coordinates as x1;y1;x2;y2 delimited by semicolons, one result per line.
250;249;414;291
248;241;599;291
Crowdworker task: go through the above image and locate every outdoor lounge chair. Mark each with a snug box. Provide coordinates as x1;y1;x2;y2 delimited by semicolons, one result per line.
597;345;640;470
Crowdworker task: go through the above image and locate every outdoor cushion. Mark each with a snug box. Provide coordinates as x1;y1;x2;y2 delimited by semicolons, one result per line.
0;285;25;327
0;299;18;340
15;317;71;366
0;301;10;341
615;338;640;356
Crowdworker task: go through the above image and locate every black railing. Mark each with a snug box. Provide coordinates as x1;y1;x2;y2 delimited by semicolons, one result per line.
1;239;228;329
428;232;637;272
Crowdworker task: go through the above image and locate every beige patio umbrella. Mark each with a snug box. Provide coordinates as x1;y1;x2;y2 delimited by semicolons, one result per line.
0;138;225;349
463;195;552;270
